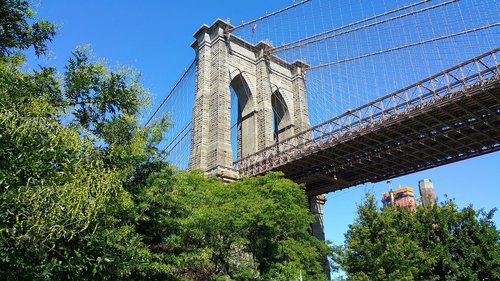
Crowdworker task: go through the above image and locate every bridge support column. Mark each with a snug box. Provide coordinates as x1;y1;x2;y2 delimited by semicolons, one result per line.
309;194;331;280
309;194;326;240
188;19;311;182
291;61;310;133
254;42;276;151
189;20;239;181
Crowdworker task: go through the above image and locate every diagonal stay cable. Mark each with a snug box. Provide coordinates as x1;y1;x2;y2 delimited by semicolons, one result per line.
160;125;193;161
309;23;500;70
272;0;432;53
234;47;500;168
272;0;458;54
145;59;196;126
227;0;311;32
161;120;192;154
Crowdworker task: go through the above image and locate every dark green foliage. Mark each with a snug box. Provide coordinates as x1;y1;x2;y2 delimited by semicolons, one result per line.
3;1;497;280
64;47;141;136
164;172;330;280
0;0;56;56
333;193;500;280
0;45;164;281
0;1;330;279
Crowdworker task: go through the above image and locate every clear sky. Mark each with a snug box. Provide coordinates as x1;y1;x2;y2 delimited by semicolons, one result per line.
27;0;499;248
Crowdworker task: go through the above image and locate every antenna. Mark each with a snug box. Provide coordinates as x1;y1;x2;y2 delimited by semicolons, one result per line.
386;179;393;189
387;179;394;206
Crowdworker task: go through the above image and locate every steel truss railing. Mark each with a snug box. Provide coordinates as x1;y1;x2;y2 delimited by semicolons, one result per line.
234;47;500;176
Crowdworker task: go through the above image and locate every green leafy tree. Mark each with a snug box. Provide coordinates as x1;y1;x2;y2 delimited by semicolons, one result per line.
161;172;331;281
0;0;56;57
0;1;331;280
0;3;168;276
333;193;500;280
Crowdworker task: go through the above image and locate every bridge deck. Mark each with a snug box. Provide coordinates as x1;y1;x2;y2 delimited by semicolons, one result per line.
235;49;500;196
288;78;499;195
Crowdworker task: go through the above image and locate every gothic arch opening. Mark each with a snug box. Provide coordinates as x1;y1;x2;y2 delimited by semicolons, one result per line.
230;73;256;161
271;89;292;143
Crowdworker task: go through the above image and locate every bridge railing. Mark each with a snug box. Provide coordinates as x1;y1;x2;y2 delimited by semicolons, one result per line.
234;47;500;176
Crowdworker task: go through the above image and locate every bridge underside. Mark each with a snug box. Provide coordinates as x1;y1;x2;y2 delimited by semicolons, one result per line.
259;78;500;196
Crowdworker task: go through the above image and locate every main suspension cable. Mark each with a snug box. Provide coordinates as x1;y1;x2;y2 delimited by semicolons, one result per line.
272;0;432;53
227;0;312;32
145;59;196;126
272;0;459;54
309;22;500;70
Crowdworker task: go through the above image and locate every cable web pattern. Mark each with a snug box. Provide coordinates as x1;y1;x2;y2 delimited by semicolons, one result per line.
146;60;196;170
148;0;499;171
234;0;499;130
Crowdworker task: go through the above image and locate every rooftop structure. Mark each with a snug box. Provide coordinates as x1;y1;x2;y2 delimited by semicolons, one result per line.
382;187;416;210
419;179;436;209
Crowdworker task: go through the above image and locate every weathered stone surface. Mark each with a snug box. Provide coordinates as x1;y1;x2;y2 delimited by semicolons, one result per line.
188;19;328;278
188;19;310;178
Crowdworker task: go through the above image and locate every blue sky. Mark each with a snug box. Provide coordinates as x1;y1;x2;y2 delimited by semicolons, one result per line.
27;0;499;248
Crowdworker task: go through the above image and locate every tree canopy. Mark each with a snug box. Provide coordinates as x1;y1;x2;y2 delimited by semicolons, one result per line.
167;172;330;280
332;193;500;280
0;1;330;280
0;0;56;57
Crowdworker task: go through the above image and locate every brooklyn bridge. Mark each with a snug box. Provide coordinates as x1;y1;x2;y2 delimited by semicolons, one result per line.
147;0;499;196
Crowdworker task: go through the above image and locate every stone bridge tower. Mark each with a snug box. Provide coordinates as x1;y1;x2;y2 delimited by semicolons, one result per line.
188;21;327;261
189;19;310;178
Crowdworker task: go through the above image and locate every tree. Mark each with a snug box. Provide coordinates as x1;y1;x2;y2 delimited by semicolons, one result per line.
0;3;169;276
0;1;331;279
0;45;171;280
0;0;56;57
333;193;500;280
159;171;331;281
